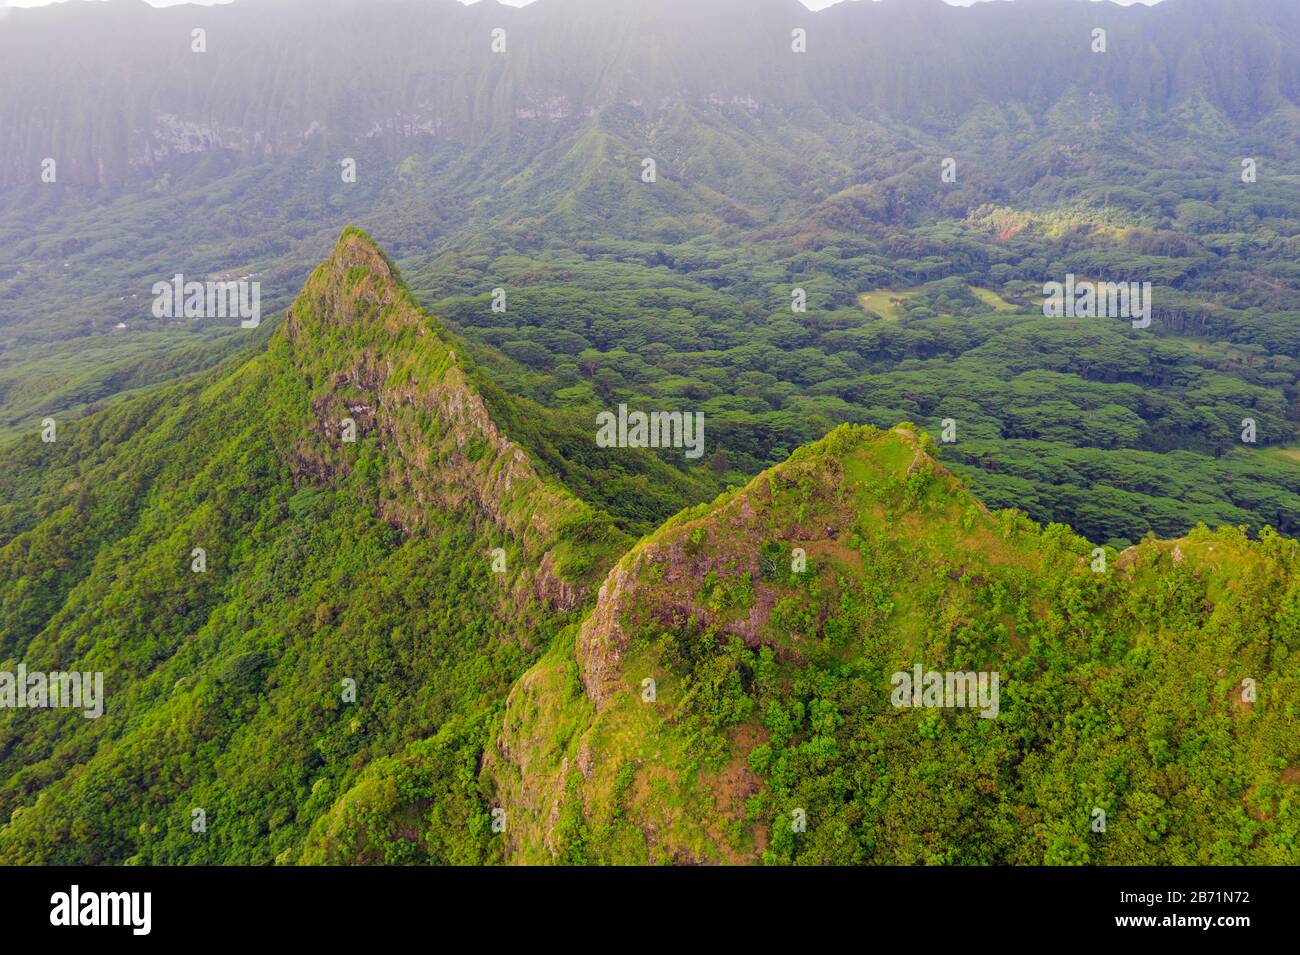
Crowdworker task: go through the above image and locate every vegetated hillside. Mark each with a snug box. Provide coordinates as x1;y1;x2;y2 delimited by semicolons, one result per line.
0;231;1296;865
489;424;1300;864
0;229;639;864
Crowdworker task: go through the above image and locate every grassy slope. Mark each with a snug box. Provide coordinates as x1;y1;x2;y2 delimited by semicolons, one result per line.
489;424;1300;864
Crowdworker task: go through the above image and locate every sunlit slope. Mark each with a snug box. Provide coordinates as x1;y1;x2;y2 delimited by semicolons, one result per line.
489;424;1300;864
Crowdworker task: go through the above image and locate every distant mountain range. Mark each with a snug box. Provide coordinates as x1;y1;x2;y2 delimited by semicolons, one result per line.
2;0;1298;187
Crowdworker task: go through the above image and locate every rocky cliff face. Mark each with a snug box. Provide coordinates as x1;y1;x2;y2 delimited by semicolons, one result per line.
272;227;620;612
0;226;633;866
574;427;957;708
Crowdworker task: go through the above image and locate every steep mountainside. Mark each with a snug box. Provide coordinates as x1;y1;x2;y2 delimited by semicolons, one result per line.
489;424;1300;864
0;229;626;863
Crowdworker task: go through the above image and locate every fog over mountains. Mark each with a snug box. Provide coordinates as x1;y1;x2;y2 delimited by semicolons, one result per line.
2;0;1297;188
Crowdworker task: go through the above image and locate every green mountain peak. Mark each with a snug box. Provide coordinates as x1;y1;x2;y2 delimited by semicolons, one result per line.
490;423;1300;864
271;227;620;605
